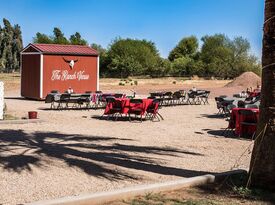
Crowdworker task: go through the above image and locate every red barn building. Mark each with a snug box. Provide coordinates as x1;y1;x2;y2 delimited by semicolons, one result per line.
21;43;99;99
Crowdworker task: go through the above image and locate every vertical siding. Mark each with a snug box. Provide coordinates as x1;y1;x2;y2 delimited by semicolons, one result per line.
21;54;41;99
42;55;98;97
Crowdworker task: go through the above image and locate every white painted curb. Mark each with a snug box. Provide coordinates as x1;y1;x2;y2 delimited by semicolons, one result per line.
27;169;246;205
0;119;44;124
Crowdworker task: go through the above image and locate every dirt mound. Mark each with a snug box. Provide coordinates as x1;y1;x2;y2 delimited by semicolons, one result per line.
225;72;261;88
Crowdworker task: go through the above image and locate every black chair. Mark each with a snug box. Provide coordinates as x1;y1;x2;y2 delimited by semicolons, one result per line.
187;91;197;105
114;93;123;98
237;100;246;108
45;94;56;109
200;91;210;105
163;92;173;106
238;109;258;138
57;94;71;109
223;112;236;137
224;104;236;120
145;99;163;121
172;91;184;105
50;90;59;94
78;94;91;109
104;97;123;120
128;99;144;122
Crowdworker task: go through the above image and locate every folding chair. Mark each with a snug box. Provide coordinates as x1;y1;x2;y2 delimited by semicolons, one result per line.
103;97;123;120
201;91;210;104
145;99;164;121
128;99;144;122
238;109;258;139
57;94;71;110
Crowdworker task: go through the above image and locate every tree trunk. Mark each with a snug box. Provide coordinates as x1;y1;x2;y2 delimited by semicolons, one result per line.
249;0;275;190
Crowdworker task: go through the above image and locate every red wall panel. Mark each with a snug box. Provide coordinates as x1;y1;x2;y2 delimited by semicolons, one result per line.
42;55;98;98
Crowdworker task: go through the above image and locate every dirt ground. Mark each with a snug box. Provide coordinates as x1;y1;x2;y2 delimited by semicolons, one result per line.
0;75;253;205
108;186;274;205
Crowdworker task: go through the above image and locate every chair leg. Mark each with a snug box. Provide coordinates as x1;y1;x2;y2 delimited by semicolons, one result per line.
157;112;164;120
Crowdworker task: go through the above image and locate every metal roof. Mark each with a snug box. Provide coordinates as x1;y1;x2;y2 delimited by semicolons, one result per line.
22;43;99;56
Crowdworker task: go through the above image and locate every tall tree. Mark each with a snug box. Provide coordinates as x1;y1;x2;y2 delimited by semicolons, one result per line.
168;36;198;61
106;38;161;77
249;0;275;190
69;32;87;45
53;27;69;44
0;18;22;72
33;32;53;44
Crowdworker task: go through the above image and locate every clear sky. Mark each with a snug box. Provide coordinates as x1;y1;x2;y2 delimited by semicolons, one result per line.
0;0;264;58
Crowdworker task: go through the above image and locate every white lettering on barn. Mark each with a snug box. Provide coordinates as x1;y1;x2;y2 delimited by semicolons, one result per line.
51;70;90;81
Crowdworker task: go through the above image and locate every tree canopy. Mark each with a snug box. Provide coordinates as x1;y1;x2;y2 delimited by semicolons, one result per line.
105;38;161;78
168;36;199;61
0;18;23;72
33;27;87;45
0;19;261;77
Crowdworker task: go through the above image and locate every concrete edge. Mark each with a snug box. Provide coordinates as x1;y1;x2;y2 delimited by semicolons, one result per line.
27;169;247;205
0;119;44;124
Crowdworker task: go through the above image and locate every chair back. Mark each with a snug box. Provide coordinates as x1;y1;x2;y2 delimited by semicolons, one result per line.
203;91;210;97
164;92;172;97
238;109;258;123
173;91;182;99
146;99;159;114
45;94;55;103
114;93;123;98
105;96;116;103
60;93;71;101
50;90;59;94
129;98;143;104
237;100;246;108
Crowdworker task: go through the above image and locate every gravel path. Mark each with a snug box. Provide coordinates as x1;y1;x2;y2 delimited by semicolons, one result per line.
0;93;253;205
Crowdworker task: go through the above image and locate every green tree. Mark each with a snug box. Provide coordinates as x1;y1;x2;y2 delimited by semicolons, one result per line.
0;18;23;72
69;32;87;45
200;34;261;78
90;43;109;77
33;32;53;44
168;36;199;61
171;57;193;76
53;27;69;44
106;38;161;78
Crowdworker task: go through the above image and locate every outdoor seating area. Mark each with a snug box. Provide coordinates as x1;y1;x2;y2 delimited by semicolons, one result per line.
215;90;261;138
149;89;210;106
102;97;163;122
45;91;126;110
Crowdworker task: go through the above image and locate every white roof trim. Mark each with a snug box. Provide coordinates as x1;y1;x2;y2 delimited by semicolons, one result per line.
21;44;42;54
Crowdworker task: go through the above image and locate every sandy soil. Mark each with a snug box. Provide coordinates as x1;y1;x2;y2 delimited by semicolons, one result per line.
0;77;253;205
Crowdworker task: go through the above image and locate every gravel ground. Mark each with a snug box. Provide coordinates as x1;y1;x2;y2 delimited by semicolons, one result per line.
0;90;253;204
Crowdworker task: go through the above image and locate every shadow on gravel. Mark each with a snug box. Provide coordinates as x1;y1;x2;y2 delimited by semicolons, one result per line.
199;114;225;119
0;129;208;180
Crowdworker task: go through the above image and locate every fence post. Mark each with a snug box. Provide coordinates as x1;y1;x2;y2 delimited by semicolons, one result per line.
0;81;4;120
